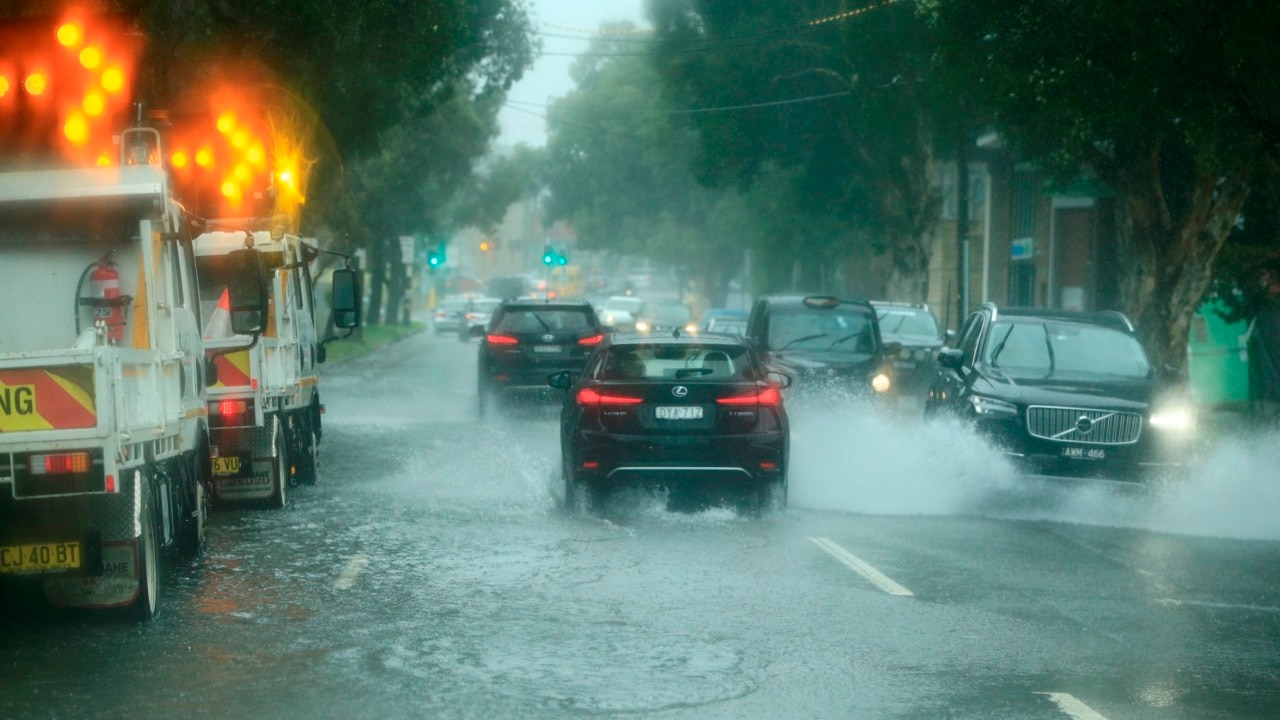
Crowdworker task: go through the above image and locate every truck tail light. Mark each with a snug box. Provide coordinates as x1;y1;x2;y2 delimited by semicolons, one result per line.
105;473;117;493
576;388;643;406
214;400;247;416
716;387;781;407
30;452;91;475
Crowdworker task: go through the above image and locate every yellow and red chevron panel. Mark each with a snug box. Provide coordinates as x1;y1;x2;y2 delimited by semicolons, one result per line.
0;365;96;433
211;350;252;389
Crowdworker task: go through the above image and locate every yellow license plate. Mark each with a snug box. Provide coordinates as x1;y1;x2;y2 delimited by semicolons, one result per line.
0;542;82;575
212;456;242;476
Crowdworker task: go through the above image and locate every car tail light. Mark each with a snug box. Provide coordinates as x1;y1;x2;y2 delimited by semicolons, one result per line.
576;388;643;406
582;461;600;469
578;334;604;347
486;334;519;345
759;461;777;471
716;387;781;406
31;452;91;475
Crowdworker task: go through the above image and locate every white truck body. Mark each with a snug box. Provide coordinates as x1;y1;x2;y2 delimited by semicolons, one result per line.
0;165;209;616
195;230;323;505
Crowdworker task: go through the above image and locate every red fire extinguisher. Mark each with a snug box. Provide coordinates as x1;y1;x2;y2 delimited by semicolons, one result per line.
89;259;126;343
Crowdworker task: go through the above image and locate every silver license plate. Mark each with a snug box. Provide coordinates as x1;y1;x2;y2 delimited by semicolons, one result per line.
1062;446;1106;460
534;345;561;353
656;406;703;420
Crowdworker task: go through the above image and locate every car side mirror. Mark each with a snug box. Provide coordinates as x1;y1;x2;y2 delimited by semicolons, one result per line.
766;371;792;389
937;348;963;370
945;329;957;343
331;268;361;329
469;324;487;338
226;248;269;335
547;370;573;390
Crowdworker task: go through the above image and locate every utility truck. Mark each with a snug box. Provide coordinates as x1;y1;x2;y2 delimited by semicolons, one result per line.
0;127;273;619
194;226;360;507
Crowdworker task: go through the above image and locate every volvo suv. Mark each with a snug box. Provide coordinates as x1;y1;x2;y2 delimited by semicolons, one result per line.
925;304;1194;480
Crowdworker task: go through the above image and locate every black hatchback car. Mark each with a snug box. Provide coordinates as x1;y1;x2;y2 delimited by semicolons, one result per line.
925;304;1194;480
745;294;898;397
475;300;606;416
549;334;791;512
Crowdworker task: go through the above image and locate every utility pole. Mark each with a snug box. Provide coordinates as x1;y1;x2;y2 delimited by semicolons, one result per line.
956;140;971;325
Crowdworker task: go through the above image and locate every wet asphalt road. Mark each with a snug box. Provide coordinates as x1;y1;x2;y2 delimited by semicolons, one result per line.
2;330;1280;719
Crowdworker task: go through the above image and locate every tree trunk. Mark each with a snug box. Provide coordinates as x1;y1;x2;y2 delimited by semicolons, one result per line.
883;232;932;302
366;239;388;326
1111;143;1251;377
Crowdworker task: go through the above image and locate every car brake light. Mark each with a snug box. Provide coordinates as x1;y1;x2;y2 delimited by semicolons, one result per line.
486;334;519;345
576;388;643;406
578;334;604;347
31;452;91;475
760;461;777;470
716;387;781;406
582;461;600;469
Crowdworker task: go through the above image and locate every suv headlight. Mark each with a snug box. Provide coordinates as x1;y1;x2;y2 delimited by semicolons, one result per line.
968;395;1018;417
1150;407;1193;431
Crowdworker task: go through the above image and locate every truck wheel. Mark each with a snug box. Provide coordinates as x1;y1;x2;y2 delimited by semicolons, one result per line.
132;469;161;621
272;423;290;509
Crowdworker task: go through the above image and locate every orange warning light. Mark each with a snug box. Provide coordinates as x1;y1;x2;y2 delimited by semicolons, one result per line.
101;67;124;93
230;130;249;149
0;75;9;98
171;151;189;169
246;145;265;166
279;169;294;186
57;24;83;48
195;148;213;167
216;113;236;134
79;46;102;70
64;115;89;145
97;153;112;167
24;73;47;96
220;180;238;198
82;92;105;117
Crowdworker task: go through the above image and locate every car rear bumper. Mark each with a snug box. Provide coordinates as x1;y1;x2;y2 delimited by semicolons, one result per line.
568;430;786;488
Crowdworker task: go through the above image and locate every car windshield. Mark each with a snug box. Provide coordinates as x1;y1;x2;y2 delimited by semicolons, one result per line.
495;308;592;333
877;308;941;341
982;320;1151;378
766;308;876;353
597;344;752;380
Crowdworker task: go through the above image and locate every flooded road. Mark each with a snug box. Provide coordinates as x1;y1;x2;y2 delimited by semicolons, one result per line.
2;331;1279;719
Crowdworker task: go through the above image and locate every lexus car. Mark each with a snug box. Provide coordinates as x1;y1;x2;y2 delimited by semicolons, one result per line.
745;294;899;397
474;299;606;417
549;334;790;513
925;304;1194;480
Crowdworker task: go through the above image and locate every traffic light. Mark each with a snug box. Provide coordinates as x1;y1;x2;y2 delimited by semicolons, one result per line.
427;248;441;270
435;243;446;265
542;245;555;266
556;251;568;267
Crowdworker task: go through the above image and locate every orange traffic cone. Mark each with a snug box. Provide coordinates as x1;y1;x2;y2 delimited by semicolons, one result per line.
204;288;232;340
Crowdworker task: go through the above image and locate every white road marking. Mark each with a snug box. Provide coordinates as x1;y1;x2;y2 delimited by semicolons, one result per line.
807;537;913;597
1156;598;1280;613
334;553;369;590
1037;692;1109;720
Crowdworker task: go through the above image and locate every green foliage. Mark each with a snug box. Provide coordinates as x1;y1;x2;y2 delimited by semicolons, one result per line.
448;144;546;233
323;322;426;364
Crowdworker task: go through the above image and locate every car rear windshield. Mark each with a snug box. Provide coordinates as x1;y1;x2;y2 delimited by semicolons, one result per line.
876;308;940;341
495;308;594;333
982;320;1151;378
766;308;876;353
597;344;754;381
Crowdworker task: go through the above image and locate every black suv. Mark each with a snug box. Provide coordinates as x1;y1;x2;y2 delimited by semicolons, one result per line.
475;300;606;416
745;294;898;397
925;304;1194;480
549;334;790;513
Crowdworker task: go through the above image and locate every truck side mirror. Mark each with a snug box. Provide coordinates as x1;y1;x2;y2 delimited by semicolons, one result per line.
332;269;361;329
227;248;268;336
204;356;219;387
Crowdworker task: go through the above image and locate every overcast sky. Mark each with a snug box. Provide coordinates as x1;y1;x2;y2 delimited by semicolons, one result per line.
497;0;648;148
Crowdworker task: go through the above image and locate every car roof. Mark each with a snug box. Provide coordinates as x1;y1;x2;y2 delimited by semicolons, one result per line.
500;299;594;310
871;301;931;312
984;305;1136;332
757;294;875;310
607;333;749;348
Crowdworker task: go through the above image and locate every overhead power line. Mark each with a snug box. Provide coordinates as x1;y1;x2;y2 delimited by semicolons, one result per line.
504;90;851;119
537;0;898;39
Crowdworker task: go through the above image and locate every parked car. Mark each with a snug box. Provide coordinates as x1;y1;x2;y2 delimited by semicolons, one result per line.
474;299;606;417
460;297;503;341
549;333;791;513
745;294;899;397
925;304;1195;481
872;301;946;393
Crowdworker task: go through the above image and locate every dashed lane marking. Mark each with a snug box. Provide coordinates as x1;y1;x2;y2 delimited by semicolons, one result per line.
808;537;913;597
334;553;369;590
1156;598;1280;613
1037;692;1109;720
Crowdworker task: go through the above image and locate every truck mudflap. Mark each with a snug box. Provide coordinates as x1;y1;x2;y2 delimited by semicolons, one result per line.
210;424;275;501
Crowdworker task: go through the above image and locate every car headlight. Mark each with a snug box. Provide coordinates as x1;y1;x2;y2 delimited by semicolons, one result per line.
635;321;650;333
603;313;615;324
968;394;1018;417
1150;407;1193;430
871;373;892;393
684;323;698;335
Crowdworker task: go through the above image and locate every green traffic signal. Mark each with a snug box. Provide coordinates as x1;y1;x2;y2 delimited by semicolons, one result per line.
542;246;555;265
556;254;568;266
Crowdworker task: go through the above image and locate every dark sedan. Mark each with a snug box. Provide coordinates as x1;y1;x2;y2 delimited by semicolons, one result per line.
549;334;790;513
925;304;1195;481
